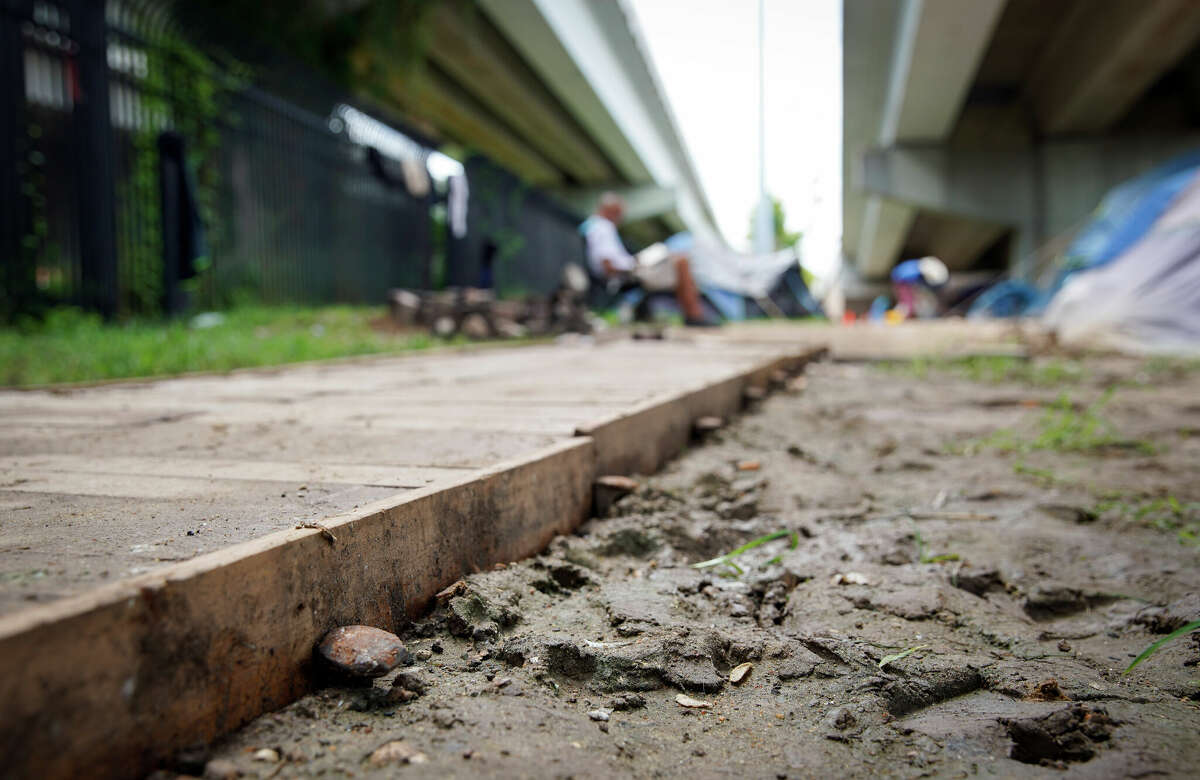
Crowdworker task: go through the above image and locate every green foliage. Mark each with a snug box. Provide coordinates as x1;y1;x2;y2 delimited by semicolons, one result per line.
1012;460;1059;487
1125;620;1200;673
746;195;802;251
691;529;800;576
1032;391;1154;454
114;23;241;315
1093;495;1200;546
0;305;466;386
912;527;959;564
877;355;1086;386
192;0;438;88
971;391;1156;456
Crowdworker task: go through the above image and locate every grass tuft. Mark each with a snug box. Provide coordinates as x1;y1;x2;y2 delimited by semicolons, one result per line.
1093;495;1200;546
971;391;1157;457
1124;620;1200;674
691;529;800;576
912;527;959;563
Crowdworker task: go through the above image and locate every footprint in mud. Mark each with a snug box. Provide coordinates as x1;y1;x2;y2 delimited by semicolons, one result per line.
1022;584;1123;621
1002;704;1115;766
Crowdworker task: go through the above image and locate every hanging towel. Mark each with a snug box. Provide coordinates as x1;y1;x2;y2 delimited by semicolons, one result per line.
157;131;209;281
448;173;469;238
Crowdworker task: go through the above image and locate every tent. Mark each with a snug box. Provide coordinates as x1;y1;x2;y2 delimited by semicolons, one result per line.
1043;172;1200;354
970;148;1200;354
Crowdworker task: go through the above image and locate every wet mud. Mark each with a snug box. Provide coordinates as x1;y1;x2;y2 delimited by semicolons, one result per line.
190;356;1200;779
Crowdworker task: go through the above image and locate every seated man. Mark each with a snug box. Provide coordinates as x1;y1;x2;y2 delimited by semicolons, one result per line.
580;192;709;325
890;255;949;318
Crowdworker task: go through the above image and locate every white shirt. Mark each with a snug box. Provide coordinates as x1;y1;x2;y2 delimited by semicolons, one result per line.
583;216;636;277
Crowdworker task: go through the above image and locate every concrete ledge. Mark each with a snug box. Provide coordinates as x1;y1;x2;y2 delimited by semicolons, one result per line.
578;347;826;476
0;438;593;779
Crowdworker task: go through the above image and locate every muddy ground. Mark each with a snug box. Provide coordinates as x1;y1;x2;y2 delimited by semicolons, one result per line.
193;353;1200;779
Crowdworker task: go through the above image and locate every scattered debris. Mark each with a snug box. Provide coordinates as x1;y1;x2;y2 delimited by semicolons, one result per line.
675;694;712;709
736;460;761;471
830;571;871;586
609;693;647;711
251;748;279;763
587;709;612;722
294;521;336;544
1027;679;1069;701
825;707;856;731
389;285;592;340
202;759;240;780
694;416;724;435
368;740;428;766
435;580;469;603
594;475;639;516
729;662;753;684
318;626;411;678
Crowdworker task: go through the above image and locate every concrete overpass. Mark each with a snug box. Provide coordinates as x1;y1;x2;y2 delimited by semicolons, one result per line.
381;0;718;247
843;0;1200;283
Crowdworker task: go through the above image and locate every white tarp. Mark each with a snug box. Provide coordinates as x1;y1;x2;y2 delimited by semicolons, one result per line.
683;239;800;300
1044;174;1200;355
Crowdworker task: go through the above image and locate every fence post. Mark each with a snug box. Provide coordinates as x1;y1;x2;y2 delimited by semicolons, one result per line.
1;0;33;318
68;0;119;317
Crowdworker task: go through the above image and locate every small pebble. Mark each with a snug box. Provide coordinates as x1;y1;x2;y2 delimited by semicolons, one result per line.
318;625;410;678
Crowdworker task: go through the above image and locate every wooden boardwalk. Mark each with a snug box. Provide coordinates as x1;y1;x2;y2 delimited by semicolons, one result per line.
0;338;811;616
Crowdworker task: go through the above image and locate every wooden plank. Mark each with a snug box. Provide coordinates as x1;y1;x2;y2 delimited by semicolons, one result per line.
577;348;826;476
0;438;594;779
0;456;472;490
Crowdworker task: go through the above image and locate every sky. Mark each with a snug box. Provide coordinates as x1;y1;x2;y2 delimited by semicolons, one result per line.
628;0;842;280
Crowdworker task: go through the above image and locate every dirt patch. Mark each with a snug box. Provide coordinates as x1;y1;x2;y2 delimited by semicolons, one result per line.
193;356;1200;779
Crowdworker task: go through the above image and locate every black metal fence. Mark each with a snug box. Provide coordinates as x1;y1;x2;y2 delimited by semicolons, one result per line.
448;156;586;298
1;0;584;321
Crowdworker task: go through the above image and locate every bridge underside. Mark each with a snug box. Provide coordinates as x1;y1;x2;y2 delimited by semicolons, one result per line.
844;0;1200;283
382;0;715;247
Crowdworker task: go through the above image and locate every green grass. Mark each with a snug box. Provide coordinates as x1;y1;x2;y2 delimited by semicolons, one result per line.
972;391;1157;456
877;355;1086;386
0;305;475;387
1012;460;1061;486
691;529;800;576
1092;494;1200;546
912;527;959;563
1125;620;1200;673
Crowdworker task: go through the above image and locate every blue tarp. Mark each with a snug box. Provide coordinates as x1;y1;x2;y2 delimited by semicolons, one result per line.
970;148;1200;319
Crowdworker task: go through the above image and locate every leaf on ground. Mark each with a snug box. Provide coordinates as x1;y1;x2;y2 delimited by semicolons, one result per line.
877;644;929;670
675;694;713;708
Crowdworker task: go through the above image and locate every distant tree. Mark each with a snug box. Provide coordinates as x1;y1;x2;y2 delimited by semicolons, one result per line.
747;195;802;251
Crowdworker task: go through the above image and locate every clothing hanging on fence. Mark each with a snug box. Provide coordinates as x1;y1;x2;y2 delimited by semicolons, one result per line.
157;131;208;281
448;174;469;239
401;157;430;198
